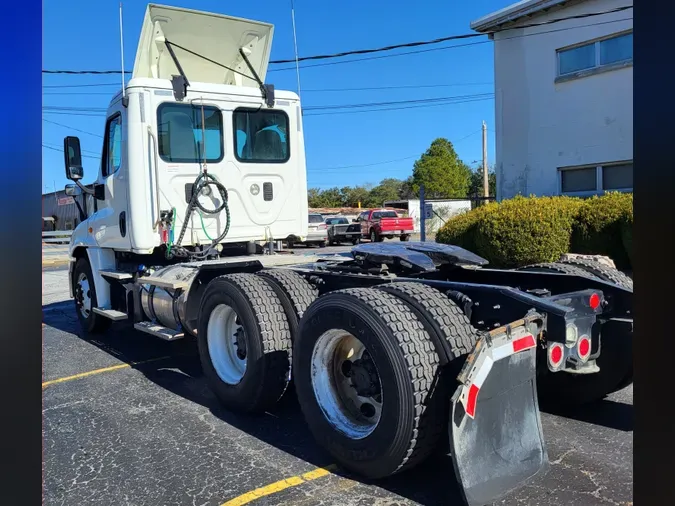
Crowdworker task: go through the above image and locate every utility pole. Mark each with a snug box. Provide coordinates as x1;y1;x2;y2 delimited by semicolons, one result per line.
482;121;489;199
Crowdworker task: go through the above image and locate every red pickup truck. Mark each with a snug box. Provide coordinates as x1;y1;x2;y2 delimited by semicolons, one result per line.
355;209;414;243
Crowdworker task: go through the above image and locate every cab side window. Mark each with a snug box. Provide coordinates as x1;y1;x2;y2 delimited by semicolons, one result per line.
103;114;122;177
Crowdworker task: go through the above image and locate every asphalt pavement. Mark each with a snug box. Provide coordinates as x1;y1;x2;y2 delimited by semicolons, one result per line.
42;247;633;506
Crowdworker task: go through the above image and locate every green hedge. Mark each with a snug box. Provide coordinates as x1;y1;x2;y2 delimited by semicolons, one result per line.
571;192;633;270
436;193;633;269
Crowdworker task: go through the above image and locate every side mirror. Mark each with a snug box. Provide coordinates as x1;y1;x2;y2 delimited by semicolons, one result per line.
63;136;84;181
64;184;82;196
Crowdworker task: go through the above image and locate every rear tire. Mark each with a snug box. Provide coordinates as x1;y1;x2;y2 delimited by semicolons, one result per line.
377;282;479;453
518;261;633;405
558;257;634;396
197;273;292;413
558;257;633;290
515;262;601;279
256;269;318;342
294;288;443;479
400;235;410;242
73;257;111;335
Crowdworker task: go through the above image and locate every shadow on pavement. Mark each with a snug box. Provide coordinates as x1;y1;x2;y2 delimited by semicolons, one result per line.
541;399;633;432
43;300;465;505
42;299;626;505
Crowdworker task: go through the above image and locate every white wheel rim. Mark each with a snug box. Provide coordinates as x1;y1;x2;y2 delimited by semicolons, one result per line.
76;272;92;318
311;329;382;439
207;304;247;385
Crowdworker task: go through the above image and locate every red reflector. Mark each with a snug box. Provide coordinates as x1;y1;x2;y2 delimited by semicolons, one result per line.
160;229;168;244
550;344;563;365
466;384;479;418
578;336;591;359
513;334;536;353
589;293;601;310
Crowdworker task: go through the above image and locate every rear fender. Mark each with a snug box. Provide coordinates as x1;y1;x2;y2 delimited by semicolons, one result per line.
450;318;549;506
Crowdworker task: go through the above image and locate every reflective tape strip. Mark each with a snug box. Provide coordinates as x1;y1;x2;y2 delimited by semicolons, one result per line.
464;356;493;418
492;333;536;361
461;333;535;419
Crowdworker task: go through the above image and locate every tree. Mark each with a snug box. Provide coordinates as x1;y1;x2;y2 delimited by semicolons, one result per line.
365;178;404;207
469;164;497;197
399;176;417;199
411;138;472;198
307;188;323;208
340;185;370;207
307;187;343;208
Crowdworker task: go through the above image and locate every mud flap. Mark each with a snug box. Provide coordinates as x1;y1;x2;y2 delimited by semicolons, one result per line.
450;328;549;506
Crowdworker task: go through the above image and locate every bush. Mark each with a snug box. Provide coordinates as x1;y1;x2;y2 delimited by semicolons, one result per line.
472;196;583;268
434;203;494;253
571;192;633;270
437;193;633;269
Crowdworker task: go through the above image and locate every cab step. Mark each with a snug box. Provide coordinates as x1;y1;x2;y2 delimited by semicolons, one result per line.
92;308;128;321
99;270;134;280
134;321;185;341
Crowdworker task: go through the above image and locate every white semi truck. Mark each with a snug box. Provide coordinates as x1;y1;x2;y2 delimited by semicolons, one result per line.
62;5;633;505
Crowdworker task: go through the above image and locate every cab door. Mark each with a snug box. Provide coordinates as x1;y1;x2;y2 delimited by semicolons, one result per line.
92;107;131;250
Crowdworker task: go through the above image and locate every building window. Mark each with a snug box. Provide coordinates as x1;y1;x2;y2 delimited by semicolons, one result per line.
557;31;632;76
233;108;290;163
157;103;224;164
559;162;633;196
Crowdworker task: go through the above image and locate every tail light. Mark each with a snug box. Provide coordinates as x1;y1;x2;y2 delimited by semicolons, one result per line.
160;228;168;244
577;335;591;362
318;224;327;230
548;342;564;370
589;293;601;310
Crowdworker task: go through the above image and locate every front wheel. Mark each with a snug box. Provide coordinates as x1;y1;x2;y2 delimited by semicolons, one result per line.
400;235;410;242
73;257;111;335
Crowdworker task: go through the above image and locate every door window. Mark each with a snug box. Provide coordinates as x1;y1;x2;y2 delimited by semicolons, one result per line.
103;114;122;177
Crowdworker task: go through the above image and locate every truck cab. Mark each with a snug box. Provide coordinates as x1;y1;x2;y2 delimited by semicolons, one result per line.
64;4;308;260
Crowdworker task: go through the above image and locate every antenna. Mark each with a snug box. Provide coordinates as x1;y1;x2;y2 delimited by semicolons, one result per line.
119;2;126;100
290;0;302;103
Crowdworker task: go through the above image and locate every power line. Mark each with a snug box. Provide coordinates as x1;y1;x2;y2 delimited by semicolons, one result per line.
302;82;493;92
269;5;632;64
43;142;99;156
304;96;493;117
308;129;483;172
43;91;118;95
269;16;632;73
42;144;100;160
41;6;632;76
42;118;104;138
303;93;493;112
42;82;123;88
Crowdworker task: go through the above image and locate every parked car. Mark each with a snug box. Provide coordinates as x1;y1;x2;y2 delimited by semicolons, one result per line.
354;209;414;242
325;216;362;245
288;213;327;248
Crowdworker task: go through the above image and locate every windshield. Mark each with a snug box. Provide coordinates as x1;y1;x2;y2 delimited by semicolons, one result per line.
308;214;324;224
373;211;398;219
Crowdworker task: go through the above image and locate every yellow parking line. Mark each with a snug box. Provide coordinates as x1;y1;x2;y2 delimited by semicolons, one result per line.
42;356;171;388
221;465;337;506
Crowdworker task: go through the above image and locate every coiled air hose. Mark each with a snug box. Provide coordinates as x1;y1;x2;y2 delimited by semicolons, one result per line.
167;171;230;260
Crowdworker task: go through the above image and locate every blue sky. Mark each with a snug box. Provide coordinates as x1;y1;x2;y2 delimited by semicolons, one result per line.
42;0;505;194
